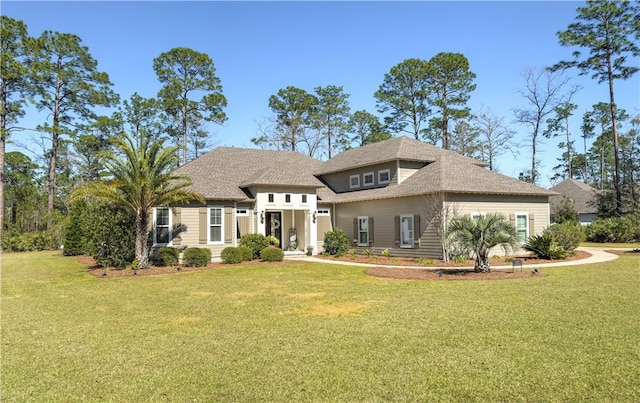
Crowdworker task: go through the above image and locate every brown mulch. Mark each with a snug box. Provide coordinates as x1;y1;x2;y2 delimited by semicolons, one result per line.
318;250;591;268
605;249;640;256
324;250;592;281
81;250;595;281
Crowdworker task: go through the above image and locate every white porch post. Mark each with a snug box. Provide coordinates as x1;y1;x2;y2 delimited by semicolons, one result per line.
255;194;266;236
308;196;318;253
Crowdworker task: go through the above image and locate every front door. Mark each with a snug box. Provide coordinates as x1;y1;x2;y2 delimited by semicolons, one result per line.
265;211;282;247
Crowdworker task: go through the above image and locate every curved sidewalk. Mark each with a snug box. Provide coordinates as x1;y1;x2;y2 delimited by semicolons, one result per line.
296;247;621;270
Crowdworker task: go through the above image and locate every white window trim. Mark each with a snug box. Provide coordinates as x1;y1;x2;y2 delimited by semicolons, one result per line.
471;212;486;219
236;208;249;216
267;193;275;204
399;214;414;248
301;194;308;205
357;216;369;247
207;206;225;245
284;194;292;205
316;209;330;216
515;212;529;243
378;169;390;184
350;174;360;189
363;171;374;186
153;207;172;246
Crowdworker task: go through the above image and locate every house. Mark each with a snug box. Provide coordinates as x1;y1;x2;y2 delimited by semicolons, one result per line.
549;178;599;225
154;136;556;260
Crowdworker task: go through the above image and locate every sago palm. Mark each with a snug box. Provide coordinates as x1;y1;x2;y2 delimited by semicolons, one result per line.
72;134;203;268
447;213;519;272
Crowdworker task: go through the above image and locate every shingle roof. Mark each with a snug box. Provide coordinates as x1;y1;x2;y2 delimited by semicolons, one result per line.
321;154;555;203
174;147;325;200
549;178;598;214
176;138;554;203
314;135;488;175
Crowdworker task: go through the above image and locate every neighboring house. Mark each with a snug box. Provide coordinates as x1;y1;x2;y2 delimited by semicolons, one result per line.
549;178;599;225
155;136;556;260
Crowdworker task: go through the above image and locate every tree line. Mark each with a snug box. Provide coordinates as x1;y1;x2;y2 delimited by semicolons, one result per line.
1;0;639;251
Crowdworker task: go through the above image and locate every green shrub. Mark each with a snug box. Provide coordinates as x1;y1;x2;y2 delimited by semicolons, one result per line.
237;246;253;261
239;233;270;259
260;247;284;262
523;234;569;259
543;222;585;251
1;230;54;252
221;247;244;264
155;247;179;266
183;247;211;267
585;217;639;243
322;229;350;257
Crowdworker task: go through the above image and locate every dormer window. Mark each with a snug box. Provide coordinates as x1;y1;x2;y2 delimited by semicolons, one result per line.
350;174;360;189
363;172;374;186
378;169;390;184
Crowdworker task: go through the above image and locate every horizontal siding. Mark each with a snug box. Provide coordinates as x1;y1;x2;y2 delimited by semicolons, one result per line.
334;196;443;258
320;161;397;193
398;160;425;184
446;194;551;255
178;203;237;260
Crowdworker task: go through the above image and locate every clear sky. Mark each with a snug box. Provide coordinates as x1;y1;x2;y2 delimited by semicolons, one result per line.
4;0;639;188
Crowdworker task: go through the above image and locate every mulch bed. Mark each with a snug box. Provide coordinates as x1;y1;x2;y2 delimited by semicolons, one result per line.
80;255;292;278
323;250;592;281
80;250;595;281
317;250;591;268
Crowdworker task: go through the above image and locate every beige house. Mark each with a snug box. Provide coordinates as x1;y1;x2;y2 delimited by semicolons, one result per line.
154;136;556;260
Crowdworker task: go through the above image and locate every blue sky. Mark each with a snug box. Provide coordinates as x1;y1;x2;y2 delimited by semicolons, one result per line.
4;1;639;188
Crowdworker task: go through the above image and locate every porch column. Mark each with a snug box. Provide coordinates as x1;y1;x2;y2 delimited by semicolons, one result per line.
308;209;317;254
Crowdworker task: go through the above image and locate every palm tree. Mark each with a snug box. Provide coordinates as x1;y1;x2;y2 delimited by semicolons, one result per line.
71;133;203;268
446;213;519;272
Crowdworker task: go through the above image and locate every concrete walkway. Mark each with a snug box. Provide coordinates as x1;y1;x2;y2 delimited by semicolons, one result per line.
293;247;622;271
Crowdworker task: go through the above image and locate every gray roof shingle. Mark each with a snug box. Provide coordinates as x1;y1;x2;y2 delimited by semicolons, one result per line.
175;147;325;200
322;154;555;203
314;136;488;175
549;178;599;214
175;138;554;203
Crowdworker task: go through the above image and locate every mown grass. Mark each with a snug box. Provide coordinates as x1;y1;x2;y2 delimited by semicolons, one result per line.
2;251;639;402
581;241;640;249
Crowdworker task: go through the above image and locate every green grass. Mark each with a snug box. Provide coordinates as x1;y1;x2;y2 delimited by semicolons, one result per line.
2;251;639;402
581;241;640;249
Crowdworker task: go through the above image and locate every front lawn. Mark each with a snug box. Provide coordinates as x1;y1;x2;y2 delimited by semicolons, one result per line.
2;251;639;401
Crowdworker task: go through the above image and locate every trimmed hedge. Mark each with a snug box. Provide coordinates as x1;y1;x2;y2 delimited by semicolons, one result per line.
239;233;270;259
183;247;212;267
260;247;284;262
237;246;253;262
155;247;179;266
221;247;244;264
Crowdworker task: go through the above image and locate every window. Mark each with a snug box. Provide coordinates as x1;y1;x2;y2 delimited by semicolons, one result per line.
301;194;307;204
268;193;274;203
363;172;374;186
154;207;171;245
400;214;414;248
350;174;360;189
285;194;291;204
317;209;330;216
208;207;224;244
471;212;486;220
378;169;390;184
236;208;248;216
515;213;529;243
358;216;369;246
